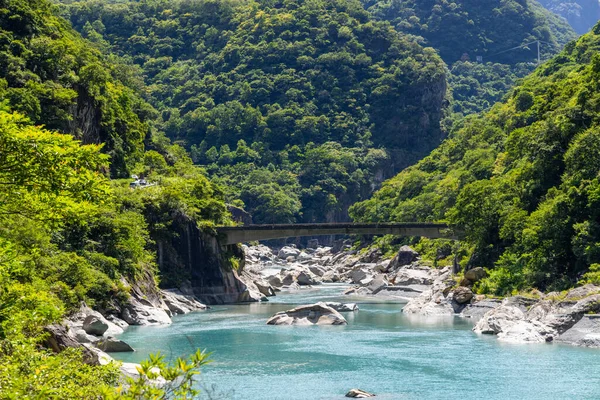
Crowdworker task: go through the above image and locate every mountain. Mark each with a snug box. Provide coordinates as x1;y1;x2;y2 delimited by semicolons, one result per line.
539;0;600;34
351;23;600;294
58;0;448;223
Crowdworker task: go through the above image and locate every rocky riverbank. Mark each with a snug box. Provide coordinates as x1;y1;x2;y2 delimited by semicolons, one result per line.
242;242;600;349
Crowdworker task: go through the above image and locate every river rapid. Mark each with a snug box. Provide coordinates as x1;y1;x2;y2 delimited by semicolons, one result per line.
111;284;600;399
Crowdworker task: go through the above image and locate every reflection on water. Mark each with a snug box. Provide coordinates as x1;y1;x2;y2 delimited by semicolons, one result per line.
113;284;600;399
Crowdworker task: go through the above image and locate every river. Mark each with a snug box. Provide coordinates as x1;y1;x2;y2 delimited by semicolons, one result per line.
113;284;600;399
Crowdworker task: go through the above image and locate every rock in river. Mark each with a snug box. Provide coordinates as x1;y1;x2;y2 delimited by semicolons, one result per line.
266;303;347;326
346;388;375;398
96;337;135;352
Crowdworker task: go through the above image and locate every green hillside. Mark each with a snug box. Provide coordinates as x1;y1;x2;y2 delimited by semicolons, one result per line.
351;23;600;294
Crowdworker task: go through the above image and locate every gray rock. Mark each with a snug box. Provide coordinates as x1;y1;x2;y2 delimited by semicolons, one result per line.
497;320;554;343
389;246;419;269
325;302;359;312
343;287;371;296
464;267;487;282
452;287;473;304
557;316;600;347
346;388;375;398
254;280;276;297
349;268;369;284
321;270;340;282
297;270;320;285
74;329;100;344
278;246;300;259
564;284;600;300
460;299;502;322
473;305;525;335
394;268;434;286
308;265;326;277
96;337;134;352
367;274;389;294
268;275;284;288
266;303;347;325
121;298;172;326
83;315;110;336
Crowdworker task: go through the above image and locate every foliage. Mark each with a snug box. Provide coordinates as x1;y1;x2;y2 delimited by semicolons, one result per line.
58;0;448;222
351;24;600;294
0;0;155;177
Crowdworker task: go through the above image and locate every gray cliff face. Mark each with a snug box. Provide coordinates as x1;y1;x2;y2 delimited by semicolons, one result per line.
539;0;600;34
155;218;250;305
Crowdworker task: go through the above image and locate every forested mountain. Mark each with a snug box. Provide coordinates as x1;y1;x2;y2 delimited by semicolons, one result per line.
0;0;229;394
58;0;449;223
351;23;600;295
362;0;578;116
539;0;600;34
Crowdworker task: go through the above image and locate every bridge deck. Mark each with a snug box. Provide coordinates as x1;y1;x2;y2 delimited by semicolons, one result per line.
216;223;460;244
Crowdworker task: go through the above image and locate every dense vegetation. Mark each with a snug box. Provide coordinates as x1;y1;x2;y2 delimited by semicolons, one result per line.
351;23;600;295
361;0;577;118
57;0;449;223
0;0;228;396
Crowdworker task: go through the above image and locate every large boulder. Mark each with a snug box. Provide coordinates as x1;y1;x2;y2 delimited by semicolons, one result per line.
83;315;110;336
308;265;326;277
452;287;474;304
497;320;554;343
74;329;100;344
349;268;369;284
96;337;134;352
389;246;419;270
121;298;172;326
393;268;434;286
557;316;600;347
254;280;276;297
366;274;388;294
321;270;340;283
460;299;502;322
162;289;208;315
564;284;600;300
268;275;284;288
473;305;525;335
278;246;300;259
266;303;347;325
464;267;487;282
297;270;320;286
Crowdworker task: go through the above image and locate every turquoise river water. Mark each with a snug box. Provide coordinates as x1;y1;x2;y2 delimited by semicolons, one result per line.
113;284;600;399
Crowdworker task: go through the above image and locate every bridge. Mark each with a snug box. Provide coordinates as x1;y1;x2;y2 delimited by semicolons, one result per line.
216;223;461;245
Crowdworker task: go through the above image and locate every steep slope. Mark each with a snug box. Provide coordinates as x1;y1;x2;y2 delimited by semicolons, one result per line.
59;0;448;223
361;0;578;117
0;0;159;177
351;24;600;294
539;0;600;34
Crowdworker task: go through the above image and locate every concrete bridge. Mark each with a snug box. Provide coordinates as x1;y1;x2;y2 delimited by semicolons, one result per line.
216;223;461;245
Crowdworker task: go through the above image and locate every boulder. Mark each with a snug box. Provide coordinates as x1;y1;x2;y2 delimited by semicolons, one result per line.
266;303;347;325
278;246;300;259
460;299;502;322
359;248;382;263
162;289;208;315
254;280;276;297
268;275;283;288
394;268;434;286
325;302;359;312
389;246;419;269
346;389;375;398
74;329;100;344
464;267;487;282
96;337;135;352
452;287;473;304
297;271;320;286
238;289;265;302
83;315;110;336
473;305;525;335
564;284;600;300
557;316;600;347
366;274;388;294
308;265;326;277
497;320;554;343
349;268;369;284
121;298;172;326
43;324;98;365
298;252;314;263
321;270;340;283
281;271;297;286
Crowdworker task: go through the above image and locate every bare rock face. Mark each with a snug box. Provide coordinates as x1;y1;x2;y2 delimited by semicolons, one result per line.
121;298;172;326
83;315;110;336
162;289;208;315
474;304;525;335
254;280;276;297
266;303;347;325
346;388;375;398
43;324;98;365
